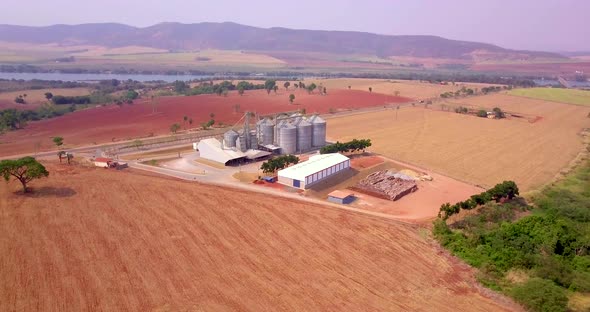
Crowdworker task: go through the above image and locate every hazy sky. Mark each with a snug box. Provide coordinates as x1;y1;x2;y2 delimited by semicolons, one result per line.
2;0;588;51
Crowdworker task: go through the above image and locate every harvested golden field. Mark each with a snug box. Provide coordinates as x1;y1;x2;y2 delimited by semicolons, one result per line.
0;88;91;109
328;94;590;191
304;78;501;100
0;163;519;311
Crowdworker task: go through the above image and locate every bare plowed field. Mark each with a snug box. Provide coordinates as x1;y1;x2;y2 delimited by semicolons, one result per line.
328;94;590;191
0;89;409;156
0;163;519;311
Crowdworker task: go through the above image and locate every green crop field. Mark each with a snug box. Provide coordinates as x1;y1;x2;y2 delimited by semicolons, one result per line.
508;87;590;106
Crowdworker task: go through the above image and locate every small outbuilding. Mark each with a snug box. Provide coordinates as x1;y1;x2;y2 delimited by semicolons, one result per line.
327;190;355;204
94;157;113;168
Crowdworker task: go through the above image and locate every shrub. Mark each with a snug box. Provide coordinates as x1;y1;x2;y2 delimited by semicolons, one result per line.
511;278;568;312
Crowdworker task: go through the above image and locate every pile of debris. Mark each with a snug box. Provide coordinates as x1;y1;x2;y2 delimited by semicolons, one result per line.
352;170;418;201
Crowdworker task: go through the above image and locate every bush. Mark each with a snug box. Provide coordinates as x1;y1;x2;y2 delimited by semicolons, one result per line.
511;278;568;312
477;110;488;118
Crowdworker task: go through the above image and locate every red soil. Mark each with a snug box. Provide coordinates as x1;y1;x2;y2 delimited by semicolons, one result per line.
0;89;409;156
350;155;384;169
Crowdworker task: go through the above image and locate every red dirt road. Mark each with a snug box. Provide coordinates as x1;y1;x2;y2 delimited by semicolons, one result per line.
0;89;409;156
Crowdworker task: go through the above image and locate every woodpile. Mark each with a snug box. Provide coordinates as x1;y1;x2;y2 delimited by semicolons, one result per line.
353;170;418;201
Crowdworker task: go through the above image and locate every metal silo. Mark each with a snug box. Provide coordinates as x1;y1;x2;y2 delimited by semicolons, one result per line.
278;122;297;154
259;118;275;146
296;119;312;152
250;130;258;149
223;130;239;148
290;113;303;124
310;115;327;147
236;133;247;152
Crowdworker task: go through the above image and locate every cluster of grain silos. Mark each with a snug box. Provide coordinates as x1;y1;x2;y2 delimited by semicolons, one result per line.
260;113;326;154
223;111;327;155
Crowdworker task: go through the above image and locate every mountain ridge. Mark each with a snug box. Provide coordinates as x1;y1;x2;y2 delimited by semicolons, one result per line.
0;22;565;60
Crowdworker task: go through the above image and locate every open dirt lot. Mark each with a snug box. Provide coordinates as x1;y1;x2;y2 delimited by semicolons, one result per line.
304;78;502;100
328;94;590;191
0;163;520;311
0;87;91;109
0;89;408;157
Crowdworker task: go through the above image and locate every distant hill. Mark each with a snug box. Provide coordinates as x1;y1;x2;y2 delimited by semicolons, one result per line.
0;22;565;60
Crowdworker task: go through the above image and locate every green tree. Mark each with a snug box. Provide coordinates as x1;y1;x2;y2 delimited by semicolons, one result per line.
284;81;290;90
289;94;295;104
492;107;505;119
265;80;276;94
124;89;139;100
238;86;245;96
0;157;49;193
52;136;64;149
14;96;25;104
477;110;488;118
173;80;189;93
307;83;317;94
512;279;568;312
44;92;53;100
273;85;278;93
170;123;181;134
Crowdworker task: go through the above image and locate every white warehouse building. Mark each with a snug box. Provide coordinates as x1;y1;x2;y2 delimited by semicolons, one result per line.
277;153;350;190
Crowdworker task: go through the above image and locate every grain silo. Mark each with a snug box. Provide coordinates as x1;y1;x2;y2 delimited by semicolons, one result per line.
309;115;326;147
249;130;258;149
223;130;239;148
236;133;247;152
278;122;297;154
258;118;275;145
295;118;312;152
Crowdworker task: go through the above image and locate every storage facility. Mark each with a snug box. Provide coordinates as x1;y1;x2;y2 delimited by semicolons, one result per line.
277;153;350;189
197;138;271;166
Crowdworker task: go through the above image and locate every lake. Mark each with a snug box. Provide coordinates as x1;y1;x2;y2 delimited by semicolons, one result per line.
0;72;213;82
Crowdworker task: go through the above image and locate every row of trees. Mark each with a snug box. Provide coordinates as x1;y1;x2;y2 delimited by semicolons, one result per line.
433;161;590;311
439;180;519;219
320;139;372;154
261;155;299;173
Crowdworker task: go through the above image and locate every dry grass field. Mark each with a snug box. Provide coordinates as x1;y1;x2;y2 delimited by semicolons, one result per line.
328;94;590;191
0;163;520;311
508;87;590;106
304;78;501;100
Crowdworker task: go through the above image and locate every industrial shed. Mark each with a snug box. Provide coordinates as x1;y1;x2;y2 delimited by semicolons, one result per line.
197;138;271;166
277;153;350;189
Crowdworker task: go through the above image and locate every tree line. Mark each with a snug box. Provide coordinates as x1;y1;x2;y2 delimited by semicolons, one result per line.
261;155;299;174
439;180;519;219
320;139;372;154
433;161;590;312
